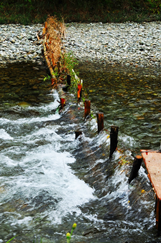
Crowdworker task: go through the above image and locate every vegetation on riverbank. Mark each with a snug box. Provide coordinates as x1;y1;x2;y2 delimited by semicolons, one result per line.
0;0;161;24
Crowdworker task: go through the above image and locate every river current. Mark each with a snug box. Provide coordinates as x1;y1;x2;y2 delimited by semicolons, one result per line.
0;62;160;243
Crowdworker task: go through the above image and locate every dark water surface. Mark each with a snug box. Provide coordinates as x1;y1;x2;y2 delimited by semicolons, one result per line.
78;62;161;154
0;62;161;243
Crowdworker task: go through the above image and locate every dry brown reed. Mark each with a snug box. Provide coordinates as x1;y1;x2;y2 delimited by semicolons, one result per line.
42;16;66;88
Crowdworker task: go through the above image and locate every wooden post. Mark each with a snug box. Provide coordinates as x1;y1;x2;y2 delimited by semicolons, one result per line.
77;84;82;101
67;75;71;86
97;113;104;133
57;61;61;73
84;100;90;118
75;131;82;139
156;196;161;231
109;126;118;158
60;98;65;109
128;155;143;183
63;75;71;92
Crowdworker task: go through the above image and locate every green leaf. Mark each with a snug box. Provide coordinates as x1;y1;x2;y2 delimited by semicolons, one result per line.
6;235;17;243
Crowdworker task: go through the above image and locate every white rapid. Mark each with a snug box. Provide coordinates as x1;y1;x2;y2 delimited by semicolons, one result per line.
0;86;157;243
0;90;96;242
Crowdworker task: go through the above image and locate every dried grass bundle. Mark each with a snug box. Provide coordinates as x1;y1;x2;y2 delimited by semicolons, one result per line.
42;16;66;87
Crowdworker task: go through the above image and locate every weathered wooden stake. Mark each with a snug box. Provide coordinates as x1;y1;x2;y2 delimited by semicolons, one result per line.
156;196;161;231
67;75;71;86
60;98;65;109
109;125;118;158
97;113;104;133
77;84;82;101
63;75;71;92
57;61;61;73
128;155;143;183
84;100;90;118
75;131;82;139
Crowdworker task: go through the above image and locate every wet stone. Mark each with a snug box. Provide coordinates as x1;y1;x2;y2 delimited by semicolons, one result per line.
0;24;43;64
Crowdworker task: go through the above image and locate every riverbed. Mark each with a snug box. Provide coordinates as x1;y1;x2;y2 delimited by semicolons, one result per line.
0;22;161;242
0;61;160;243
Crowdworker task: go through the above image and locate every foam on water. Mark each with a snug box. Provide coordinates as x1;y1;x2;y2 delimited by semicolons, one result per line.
102;166;129;208
0;112;60;126
0;129;13;140
120;134;137;147
0;88;157;242
0;93;96;227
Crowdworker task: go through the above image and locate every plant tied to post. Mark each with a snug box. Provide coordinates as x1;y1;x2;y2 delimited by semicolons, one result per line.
42;16;79;92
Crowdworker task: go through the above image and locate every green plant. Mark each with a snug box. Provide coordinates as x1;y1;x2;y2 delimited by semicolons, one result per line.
66;223;77;243
6;235;17;243
43;75;51;81
64;52;78;74
52;69;59;78
91;111;95;119
64;52;79;92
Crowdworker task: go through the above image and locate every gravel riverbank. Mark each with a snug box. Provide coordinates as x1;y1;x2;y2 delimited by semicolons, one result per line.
0;22;161;67
0;24;43;65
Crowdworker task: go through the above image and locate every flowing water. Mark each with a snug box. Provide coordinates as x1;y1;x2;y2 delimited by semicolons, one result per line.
0;62;161;243
78;62;161;154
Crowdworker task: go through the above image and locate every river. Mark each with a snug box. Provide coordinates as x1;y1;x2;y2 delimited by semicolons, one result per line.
0;62;160;243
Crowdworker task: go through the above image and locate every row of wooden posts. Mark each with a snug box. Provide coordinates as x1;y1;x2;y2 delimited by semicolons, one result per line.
42;20;160;232
59;76;146;185
59;74;143;168
42;28;161;230
60;77;155;218
59;75;161;232
59;74;119;159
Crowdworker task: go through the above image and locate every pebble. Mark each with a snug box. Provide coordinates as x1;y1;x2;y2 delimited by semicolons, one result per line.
0;24;43;64
0;22;161;67
64;21;161;67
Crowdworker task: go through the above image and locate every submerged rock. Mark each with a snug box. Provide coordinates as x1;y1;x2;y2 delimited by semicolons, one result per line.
17;101;31;108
